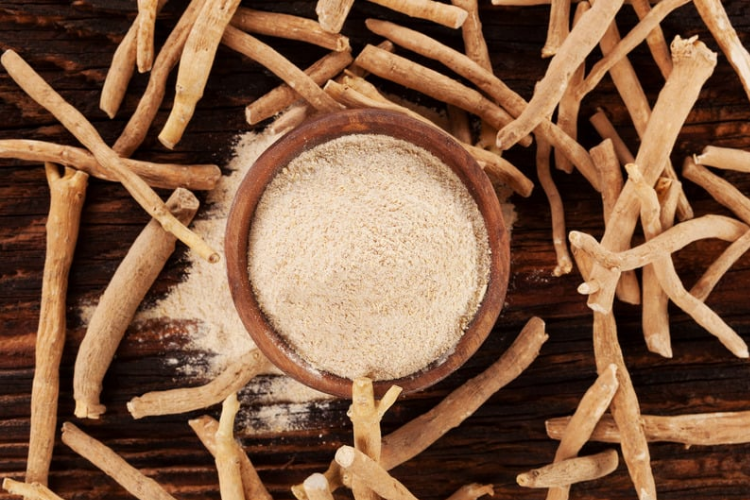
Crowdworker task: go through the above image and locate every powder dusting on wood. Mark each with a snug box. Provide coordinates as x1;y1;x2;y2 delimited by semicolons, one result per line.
248;134;492;380
132;130;283;374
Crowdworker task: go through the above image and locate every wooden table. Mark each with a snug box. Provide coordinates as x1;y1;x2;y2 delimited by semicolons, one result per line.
2;1;750;499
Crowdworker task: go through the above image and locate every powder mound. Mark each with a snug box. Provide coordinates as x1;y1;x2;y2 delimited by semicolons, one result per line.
247;134;491;381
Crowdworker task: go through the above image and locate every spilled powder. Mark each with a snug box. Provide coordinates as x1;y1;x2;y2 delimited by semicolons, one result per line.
133;130;279;375
248;134;491;380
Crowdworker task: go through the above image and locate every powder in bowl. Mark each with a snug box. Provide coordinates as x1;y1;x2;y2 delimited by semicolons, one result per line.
247;133;491;381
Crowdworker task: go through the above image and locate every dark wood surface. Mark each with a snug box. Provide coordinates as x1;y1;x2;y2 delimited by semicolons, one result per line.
2;1;750;499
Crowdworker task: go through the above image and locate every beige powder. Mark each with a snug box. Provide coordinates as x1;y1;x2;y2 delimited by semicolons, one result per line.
248;134;491;381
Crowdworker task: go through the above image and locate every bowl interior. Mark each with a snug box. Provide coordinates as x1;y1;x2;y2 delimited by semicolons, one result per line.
225;109;510;398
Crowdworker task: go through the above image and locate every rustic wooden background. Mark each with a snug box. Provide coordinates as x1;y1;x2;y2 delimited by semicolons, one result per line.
2;1;750;499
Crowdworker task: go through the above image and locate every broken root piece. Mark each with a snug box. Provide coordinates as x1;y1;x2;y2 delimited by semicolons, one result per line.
61;422;179;500
517;449;619;488
215;393;243;500
26;165;87;487
74;188;200;419
2;479;66;500
190;415;273;500
547;410;750;447
495;0;624;150
159;0;242;149
366;0;468;29
336;446;419;500
127;349;272;419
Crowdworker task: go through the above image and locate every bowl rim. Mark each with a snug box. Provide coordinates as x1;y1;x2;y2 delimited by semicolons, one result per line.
225;108;510;398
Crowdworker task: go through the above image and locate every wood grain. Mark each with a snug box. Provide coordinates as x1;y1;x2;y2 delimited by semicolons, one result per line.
2;1;750;500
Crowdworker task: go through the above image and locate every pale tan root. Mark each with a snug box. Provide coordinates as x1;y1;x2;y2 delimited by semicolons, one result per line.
26;166;87;487
452;0;491;68
570;215;747;272
100;19;137;118
2;479;66;500
190;415;273;500
451;0;502;156
381;317;547;468
590;9;693;221
589;139;640;305
627;164;749;358
304;474;335;500
545;363;618;500
444;484;494;500
246;50;352;124
690;229;750;302
61;422;178;500
215;394;243;500
324;76;437;127
100;0;169;117
268;101;313;135
594;13;651;141
336;446;418;500
114;0;206;157
572;248;656;500
470;146;534;197
591;140;623;228
585;36;717;313
554;1;587;174
136;0;159;72
353;43;533;147
589;109;635;166
1;49;219;263
535;129;573;276
577;0;691;98
492;0;657;3
127;349;273;418
336;70;467;137
222;26;342;115
366;0;468;29
0;138;220;190
316;0;356;33
351;378;402;460
594;314;654;500
683;156;750;224
518;449;619;488
572;217;749;357
680;162;750;299
159;0;242;149
233;6;350;51
693;0;750;103
74;188;199;419
350;378;402;500
628;0;673;78
364;18;599;189
547;410;750;446
639;176;680;358
495;0;624;150
696;145;750;173
542;0;571;58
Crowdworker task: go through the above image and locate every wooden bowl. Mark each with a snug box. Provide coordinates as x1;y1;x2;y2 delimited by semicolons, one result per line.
225;109;510;398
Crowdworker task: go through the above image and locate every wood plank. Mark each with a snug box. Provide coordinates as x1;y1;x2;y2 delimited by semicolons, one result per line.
2;1;750;499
